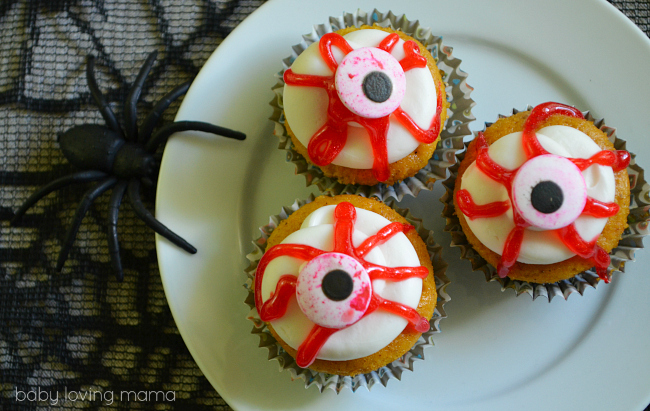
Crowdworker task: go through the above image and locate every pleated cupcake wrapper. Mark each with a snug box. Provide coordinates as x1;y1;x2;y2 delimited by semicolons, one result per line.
269;9;475;202
441;106;650;301
244;193;451;393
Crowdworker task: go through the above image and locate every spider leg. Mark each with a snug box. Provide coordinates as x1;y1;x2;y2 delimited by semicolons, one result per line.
126;179;197;254
86;56;123;136
124;51;159;141
11;170;108;223
138;80;192;145
107;181;128;281
57;177;118;271
144;121;246;153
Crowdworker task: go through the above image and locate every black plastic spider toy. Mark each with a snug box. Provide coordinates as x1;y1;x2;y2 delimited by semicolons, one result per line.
11;51;245;281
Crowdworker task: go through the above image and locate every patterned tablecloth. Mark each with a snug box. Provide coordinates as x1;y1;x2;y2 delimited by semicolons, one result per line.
0;1;648;409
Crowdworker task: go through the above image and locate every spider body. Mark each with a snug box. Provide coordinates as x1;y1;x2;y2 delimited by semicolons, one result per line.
58;124;156;180
12;51;246;280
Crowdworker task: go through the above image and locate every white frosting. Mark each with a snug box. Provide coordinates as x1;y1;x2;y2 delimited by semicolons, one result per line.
260;205;423;361
283;29;438;169
460;125;616;264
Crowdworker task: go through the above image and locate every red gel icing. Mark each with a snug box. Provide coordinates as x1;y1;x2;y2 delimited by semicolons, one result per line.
558;224;612;283
521;102;584;159
375;294;430;333
456;102;629;282
260;275;297;321
283;32;443;183
456;188;510;220
355;222;414;257
474;133;516;187
570;150;631;172
497;212;529;278
255;201;431;367
296;325;338;368
582;197;620;218
254;243;324;318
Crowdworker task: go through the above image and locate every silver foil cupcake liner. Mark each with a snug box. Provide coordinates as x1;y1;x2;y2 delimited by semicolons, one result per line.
270;9;475;202
244;194;450;392
441;106;650;301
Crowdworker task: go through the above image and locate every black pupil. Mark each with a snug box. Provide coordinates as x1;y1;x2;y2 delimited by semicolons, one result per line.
321;269;354;301
362;71;392;103
531;180;564;214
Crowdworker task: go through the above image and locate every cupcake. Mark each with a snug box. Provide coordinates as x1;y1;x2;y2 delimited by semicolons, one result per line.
445;102;644;299
245;194;449;391
283;25;447;187
271;10;474;201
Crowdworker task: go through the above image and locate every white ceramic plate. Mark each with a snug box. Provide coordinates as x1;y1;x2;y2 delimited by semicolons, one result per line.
155;0;650;409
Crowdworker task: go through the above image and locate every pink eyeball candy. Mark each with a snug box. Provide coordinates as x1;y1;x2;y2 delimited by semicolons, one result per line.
335;47;406;119
512;154;587;230
296;252;371;329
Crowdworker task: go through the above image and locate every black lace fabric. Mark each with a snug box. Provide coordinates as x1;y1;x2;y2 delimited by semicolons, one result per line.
0;1;263;409
0;1;647;410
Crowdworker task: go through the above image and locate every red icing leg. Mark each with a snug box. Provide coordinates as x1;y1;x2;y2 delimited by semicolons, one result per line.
558;224;599;256
392;106;438;144
378;33;399;53
612;150;631;172
373;294;429;333
391;73;443;145
522;102;584;158
283;69;330;88
430;81;443;135
390;42;443;146
260;275;297;321
592;248;612;283
570;150;631;172
571;150;614;171
475;133;516;186
356;222;414;257
358;116;391;182
254;244;325;314
318;33;353;72
296;325;338;368
557;224;611;282
333;202;357;255
496;212;529;278
455;189;510;220
399;41;427;71
307;121;348;166
365;264;429;280
497;225;525;278
582;197;620;218
521;131;549;158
